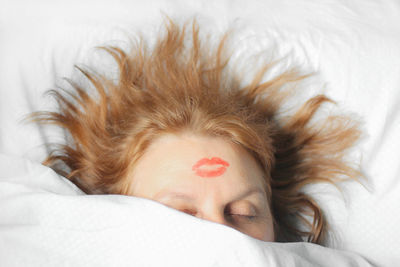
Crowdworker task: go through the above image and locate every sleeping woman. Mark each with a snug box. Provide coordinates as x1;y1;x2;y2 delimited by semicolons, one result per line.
31;19;361;244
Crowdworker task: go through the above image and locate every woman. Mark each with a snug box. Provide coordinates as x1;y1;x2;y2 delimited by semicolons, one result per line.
31;19;361;244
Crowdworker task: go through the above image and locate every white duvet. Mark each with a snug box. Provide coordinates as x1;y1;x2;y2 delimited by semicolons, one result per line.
0;154;372;267
1;0;399;266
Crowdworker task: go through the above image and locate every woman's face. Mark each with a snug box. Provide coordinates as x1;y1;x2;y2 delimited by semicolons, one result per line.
129;133;274;242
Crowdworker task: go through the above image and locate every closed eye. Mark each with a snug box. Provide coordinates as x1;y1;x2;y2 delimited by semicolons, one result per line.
182;209;196;216
181;209;257;222
235;214;257;219
229;214;257;221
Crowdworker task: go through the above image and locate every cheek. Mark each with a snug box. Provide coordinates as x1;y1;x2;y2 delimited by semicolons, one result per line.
247;221;275;242
262;224;275;242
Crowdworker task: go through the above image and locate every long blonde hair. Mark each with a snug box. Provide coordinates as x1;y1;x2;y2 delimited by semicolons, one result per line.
31;19;361;244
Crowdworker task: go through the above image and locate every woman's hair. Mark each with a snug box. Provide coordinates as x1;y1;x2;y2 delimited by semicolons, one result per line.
31;19;361;244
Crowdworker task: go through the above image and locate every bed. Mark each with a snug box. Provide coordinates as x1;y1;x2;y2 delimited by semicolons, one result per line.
0;0;399;266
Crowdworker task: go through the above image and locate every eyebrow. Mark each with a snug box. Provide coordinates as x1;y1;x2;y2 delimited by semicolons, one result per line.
154;187;266;203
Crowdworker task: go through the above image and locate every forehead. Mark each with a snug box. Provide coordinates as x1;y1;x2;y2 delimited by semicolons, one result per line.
130;133;266;196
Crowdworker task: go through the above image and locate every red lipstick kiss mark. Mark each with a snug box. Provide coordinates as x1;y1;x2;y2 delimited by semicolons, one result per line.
192;157;230;178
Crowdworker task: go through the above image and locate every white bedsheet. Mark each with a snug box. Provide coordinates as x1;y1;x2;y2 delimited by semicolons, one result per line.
0;154;372;267
1;0;400;266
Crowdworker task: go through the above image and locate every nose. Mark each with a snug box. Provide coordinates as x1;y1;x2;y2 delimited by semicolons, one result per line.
197;207;229;227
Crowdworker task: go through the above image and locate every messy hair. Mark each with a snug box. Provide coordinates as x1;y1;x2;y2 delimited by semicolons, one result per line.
31;19;361;244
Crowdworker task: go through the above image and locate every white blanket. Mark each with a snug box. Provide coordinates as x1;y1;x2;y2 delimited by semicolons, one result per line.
0;154;372;267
